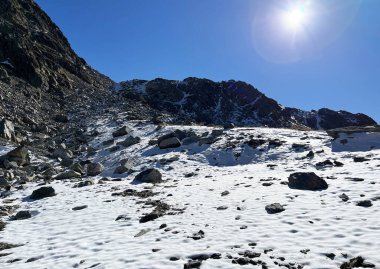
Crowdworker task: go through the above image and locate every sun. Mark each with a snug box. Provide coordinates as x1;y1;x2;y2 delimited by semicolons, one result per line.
283;6;307;32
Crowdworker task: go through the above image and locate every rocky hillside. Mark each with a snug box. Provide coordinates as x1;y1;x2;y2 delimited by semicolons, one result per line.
115;78;376;130
0;0;161;144
0;0;110;89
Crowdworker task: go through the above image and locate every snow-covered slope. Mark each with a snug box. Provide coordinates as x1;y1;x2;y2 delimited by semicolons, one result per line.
1;115;379;269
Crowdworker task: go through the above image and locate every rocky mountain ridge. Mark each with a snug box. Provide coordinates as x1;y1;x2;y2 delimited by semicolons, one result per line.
115;78;376;130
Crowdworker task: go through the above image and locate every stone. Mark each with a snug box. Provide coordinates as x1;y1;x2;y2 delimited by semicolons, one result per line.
224;123;235;129
53;144;73;160
72;205;87;211
158;137;181;149
87;162;104;176
61;158;74;167
184;260;202;269
5;146;30;166
112;126;132;137
74;180;94;188
340;256;375;269
265;203;285;214
356;200;372;208
70;162;84;174
30;186;55;200
116;136;140;147
353;157;370;163
339;193;349;202
189;230;205;240
55;170;81;180
133;168;162;184
0;119;15;141
12;210;32;220
114;159;134;174
288;172;328;191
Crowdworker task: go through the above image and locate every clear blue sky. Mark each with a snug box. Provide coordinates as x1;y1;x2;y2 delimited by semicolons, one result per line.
35;0;379;122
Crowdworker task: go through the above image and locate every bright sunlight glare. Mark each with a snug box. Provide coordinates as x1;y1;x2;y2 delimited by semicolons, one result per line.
283;5;307;32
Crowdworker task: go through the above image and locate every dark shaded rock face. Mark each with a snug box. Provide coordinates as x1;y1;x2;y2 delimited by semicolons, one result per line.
117;78;376;130
0;0;123;139
0;0;110;89
288;172;328;191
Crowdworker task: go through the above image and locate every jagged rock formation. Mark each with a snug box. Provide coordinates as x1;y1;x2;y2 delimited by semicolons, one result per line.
116;78;376;129
0;0;110;89
0;0;157;143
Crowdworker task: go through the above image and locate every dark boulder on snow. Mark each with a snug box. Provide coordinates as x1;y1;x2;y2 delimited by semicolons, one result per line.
159;137;181;149
133;168;162;184
112;126;132;137
87;162;104;176
1;146;30;167
116;136;141;147
340;256;375;269
30;186;56;200
265;203;285;214
356;200;373;208
288;172;328;191
12;210;32;220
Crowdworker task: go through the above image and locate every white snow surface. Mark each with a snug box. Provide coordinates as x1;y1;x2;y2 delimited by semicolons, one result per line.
1;119;379;269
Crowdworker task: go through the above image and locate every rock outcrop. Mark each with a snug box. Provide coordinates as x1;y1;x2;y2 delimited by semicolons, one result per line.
116;78;376;130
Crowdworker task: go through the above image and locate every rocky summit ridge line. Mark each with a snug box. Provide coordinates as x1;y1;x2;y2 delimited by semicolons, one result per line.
115;78;376;130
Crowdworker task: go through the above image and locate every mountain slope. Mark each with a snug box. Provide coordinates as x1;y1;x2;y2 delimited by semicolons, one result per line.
116;78;376;130
1;117;379;268
0;0;160;142
0;0;110;89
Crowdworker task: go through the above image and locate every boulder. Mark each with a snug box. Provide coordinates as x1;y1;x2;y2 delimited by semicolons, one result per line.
114;159;134;174
340;256;375;269
87;162;104;176
112;126;132;137
30;186;56;200
55;170;81;180
158;137;181;149
74;180;94;188
70;162;84;174
288;172;328;191
116;136;140;147
157;133;176;145
199;136;219;145
5;146;30;166
265;203;285;214
12;210;32;220
53;144;73;160
72;205;88;211
356;200;372;208
224;123;235;129
0;119;15;141
60;158;74;167
133;168;162;184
